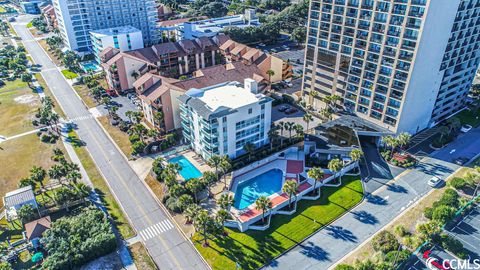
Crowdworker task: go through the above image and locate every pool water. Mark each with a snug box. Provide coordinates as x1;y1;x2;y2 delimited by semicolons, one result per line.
168;155;203;180
234;169;283;210
81;62;100;72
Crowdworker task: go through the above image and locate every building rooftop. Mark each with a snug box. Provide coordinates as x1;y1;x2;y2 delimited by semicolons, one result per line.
25;216;51;240
3;186;36;208
90;26;142;37
179;80;271;119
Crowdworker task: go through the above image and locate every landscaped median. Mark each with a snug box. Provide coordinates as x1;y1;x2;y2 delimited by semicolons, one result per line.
193;176;364;270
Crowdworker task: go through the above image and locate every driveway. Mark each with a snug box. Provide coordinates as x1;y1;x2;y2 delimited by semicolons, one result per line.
431;127;480;164
12;15;208;270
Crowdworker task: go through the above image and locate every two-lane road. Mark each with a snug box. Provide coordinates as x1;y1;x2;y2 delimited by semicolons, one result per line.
12;16;208;270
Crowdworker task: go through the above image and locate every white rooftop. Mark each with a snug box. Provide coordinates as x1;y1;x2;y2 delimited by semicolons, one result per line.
196;82;261;111
90;26;141;37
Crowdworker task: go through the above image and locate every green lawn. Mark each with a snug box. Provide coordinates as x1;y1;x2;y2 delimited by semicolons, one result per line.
456;107;480;127
67;131;135;239
98;116;132;158
194;176;364;270
26;21;32;28
61;69;79;79
0;79;39;137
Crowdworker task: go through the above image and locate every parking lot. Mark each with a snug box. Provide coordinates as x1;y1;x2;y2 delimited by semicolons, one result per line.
271;104;322;134
446;203;480;260
405;245;457;270
96;94;141;122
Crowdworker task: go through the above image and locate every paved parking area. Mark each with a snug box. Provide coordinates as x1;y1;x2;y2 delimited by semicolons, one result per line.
404;245;457;270
432;127;480;164
446;203;480;260
96;95;140;121
271;104;322;133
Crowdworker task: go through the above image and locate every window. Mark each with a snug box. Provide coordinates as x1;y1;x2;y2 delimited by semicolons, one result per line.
248;108;252;114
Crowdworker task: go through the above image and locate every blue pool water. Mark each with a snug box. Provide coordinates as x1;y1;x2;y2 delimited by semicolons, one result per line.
234;169;283;210
81;62;100;72
168;155;203;180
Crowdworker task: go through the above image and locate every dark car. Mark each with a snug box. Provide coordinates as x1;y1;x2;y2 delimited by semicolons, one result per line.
108;100;123;107
277;105;289;112
453;157;469;166
285;107;298;114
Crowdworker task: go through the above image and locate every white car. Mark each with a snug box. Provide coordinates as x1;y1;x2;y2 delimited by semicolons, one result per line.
460;124;472;133
428;176;442;187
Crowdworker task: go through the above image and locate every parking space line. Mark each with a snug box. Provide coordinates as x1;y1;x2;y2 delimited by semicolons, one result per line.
454;225;480;243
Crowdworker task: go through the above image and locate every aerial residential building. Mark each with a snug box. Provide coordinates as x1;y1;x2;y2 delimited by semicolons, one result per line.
161;9;260;41
52;0;159;52
90;26;144;63
134;61;270;132
100;35;229;93
302;0;480;135
19;0;42;14
178;79;273;159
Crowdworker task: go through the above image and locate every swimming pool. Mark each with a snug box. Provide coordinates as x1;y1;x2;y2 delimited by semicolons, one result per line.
168;155;203;180
234;169;284;210
81;62;100;72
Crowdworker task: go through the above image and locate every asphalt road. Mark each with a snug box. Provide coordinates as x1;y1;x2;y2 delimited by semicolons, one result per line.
12;16;208;270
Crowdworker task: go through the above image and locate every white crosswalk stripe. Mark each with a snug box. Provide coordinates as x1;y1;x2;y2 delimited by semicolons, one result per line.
70;114;94;122
139;219;175;241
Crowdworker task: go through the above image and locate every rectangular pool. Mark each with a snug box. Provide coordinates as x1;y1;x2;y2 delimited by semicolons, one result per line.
234;168;283;210
168;155;203;180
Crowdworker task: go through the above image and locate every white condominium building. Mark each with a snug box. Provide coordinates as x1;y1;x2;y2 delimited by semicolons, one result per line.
303;0;480;135
53;0;158;52
90;26;144;63
178;79;273;159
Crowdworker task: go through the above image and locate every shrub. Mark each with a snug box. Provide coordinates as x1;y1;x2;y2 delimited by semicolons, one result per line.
165;197;181;213
432;205;456;223
436;189;460;208
131;141;146;155
403;235;423;250
385;250;410;266
394;225;409;237
449;177;467;190
438;234;468;259
129;134;140;143
334;264;355;270
371;231;399;254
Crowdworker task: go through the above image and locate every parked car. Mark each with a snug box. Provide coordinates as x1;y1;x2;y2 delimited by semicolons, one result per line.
108;100;123;107
460;124;472;133
453;157;469;166
428;176;442;187
423;250;451;270
285;107;298;114
283;80;293;87
278;105;289;112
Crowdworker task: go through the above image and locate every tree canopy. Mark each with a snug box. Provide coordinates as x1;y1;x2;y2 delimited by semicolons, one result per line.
41;207;117;269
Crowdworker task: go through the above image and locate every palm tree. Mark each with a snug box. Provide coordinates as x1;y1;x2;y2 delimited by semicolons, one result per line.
184;204;202;224
66;170;81;184
266;69;275;90
285;122;294;142
309;90;319;107
131;71;139;80
349;149;364;163
48;164;65;184
29;166;46;189
328;158;344;184
153;111;164;129
185;178;204;203
446;117;461;134
243;143;256;162
382;135;398;159
255;196;272;224
294;124;304;138
207;155;222;180
219;156;231;189
307;167;324;195
131;124;147;142
278;121;285;147
216;209;230;235
202;171;217;194
397;132;411;149
282;179;299;210
437;126;450;146
217;193;234;210
194;210;214;246
268;127;280;151
303;113;314;134
74;182;92;204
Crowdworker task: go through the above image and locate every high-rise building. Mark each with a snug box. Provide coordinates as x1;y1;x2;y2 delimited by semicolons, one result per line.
302;0;480;135
53;0;159;52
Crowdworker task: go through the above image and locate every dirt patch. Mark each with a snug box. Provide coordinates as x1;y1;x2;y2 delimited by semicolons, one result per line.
80;251;125;270
14;94;39;105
